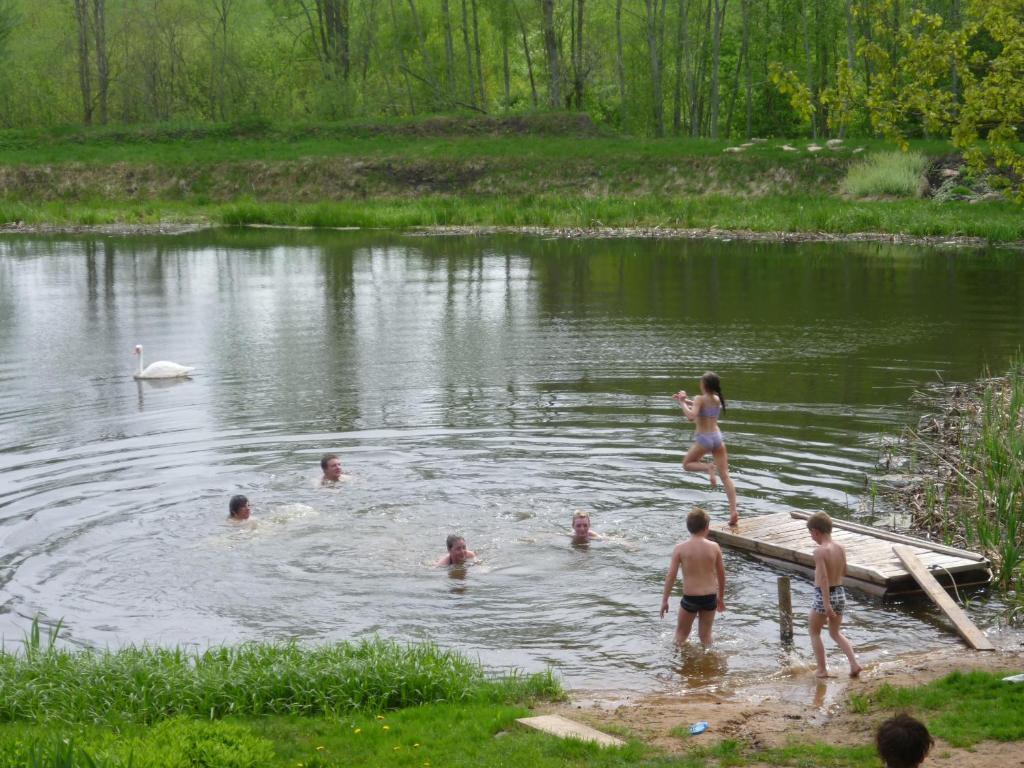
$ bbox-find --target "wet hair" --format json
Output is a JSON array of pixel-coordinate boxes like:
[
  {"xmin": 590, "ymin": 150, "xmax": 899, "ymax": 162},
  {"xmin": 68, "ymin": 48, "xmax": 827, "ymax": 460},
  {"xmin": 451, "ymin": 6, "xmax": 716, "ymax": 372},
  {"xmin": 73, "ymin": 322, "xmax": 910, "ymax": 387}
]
[
  {"xmin": 686, "ymin": 507, "xmax": 710, "ymax": 533},
  {"xmin": 228, "ymin": 494, "xmax": 248, "ymax": 517},
  {"xmin": 700, "ymin": 371, "xmax": 726, "ymax": 411},
  {"xmin": 875, "ymin": 714, "xmax": 933, "ymax": 768},
  {"xmin": 572, "ymin": 510, "xmax": 590, "ymax": 522},
  {"xmin": 320, "ymin": 453, "xmax": 339, "ymax": 472},
  {"xmin": 806, "ymin": 511, "xmax": 833, "ymax": 534},
  {"xmin": 446, "ymin": 534, "xmax": 465, "ymax": 551}
]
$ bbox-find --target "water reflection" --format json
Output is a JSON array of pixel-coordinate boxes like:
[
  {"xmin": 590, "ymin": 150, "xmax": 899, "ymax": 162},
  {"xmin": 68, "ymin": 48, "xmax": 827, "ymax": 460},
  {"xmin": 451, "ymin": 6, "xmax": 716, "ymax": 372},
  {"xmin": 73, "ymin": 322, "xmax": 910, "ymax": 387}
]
[{"xmin": 0, "ymin": 230, "xmax": 1022, "ymax": 689}]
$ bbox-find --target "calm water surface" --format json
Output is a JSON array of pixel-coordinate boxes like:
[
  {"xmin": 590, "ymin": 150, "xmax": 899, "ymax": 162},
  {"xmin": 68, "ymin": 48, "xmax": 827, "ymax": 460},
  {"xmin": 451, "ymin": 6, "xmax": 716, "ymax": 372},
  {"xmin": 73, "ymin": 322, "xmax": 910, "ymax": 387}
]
[{"xmin": 1, "ymin": 230, "xmax": 1022, "ymax": 691}]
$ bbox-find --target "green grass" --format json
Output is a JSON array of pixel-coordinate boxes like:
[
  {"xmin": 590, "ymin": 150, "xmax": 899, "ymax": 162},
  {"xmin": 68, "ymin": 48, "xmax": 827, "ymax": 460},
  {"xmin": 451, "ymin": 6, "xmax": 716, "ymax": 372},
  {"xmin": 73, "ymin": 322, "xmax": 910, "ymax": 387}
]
[
  {"xmin": 3, "ymin": 194, "xmax": 1023, "ymax": 241},
  {"xmin": 0, "ymin": 627, "xmax": 561, "ymax": 727},
  {"xmin": 842, "ymin": 151, "xmax": 929, "ymax": 198},
  {"xmin": 863, "ymin": 670, "xmax": 1024, "ymax": 748}
]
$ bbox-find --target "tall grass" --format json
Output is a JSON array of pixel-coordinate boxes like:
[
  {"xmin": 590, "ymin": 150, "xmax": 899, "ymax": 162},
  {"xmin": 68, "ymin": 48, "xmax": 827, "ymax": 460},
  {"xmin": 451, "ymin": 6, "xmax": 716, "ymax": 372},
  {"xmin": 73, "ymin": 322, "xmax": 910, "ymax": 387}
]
[
  {"xmin": 0, "ymin": 626, "xmax": 560, "ymax": 726},
  {"xmin": 904, "ymin": 357, "xmax": 1024, "ymax": 592},
  {"xmin": 842, "ymin": 150, "xmax": 928, "ymax": 198}
]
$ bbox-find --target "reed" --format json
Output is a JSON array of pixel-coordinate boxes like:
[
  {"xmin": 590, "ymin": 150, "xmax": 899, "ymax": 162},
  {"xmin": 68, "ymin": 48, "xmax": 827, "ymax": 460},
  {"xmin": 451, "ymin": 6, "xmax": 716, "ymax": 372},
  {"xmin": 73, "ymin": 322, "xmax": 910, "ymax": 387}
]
[
  {"xmin": 900, "ymin": 357, "xmax": 1024, "ymax": 593},
  {"xmin": 0, "ymin": 626, "xmax": 561, "ymax": 726}
]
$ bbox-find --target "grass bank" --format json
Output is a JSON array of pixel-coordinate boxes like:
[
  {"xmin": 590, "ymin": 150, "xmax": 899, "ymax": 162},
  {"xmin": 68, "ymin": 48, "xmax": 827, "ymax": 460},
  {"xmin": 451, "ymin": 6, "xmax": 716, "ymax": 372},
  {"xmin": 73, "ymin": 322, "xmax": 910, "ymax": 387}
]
[
  {"xmin": 2, "ymin": 633, "xmax": 1022, "ymax": 768},
  {"xmin": 0, "ymin": 116, "xmax": 1020, "ymax": 242}
]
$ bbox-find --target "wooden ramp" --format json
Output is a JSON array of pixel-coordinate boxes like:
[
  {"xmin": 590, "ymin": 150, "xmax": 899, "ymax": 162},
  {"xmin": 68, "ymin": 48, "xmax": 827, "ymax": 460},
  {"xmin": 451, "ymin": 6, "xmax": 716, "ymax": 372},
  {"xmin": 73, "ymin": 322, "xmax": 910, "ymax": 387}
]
[
  {"xmin": 894, "ymin": 545, "xmax": 994, "ymax": 650},
  {"xmin": 708, "ymin": 511, "xmax": 991, "ymax": 598},
  {"xmin": 516, "ymin": 715, "xmax": 625, "ymax": 747}
]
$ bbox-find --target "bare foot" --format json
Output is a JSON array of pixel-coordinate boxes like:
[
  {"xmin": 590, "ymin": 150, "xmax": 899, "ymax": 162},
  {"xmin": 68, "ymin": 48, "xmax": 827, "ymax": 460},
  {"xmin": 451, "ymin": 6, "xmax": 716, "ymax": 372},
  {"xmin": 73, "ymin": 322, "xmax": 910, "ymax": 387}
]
[
  {"xmin": 849, "ymin": 664, "xmax": 863, "ymax": 678},
  {"xmin": 708, "ymin": 463, "xmax": 718, "ymax": 488},
  {"xmin": 815, "ymin": 670, "xmax": 835, "ymax": 679}
]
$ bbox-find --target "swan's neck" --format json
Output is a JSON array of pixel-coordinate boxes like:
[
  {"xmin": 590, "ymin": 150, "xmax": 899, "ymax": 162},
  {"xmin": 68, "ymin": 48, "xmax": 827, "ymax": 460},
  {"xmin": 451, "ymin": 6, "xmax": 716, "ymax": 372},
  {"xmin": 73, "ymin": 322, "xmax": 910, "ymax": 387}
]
[{"xmin": 137, "ymin": 351, "xmax": 144, "ymax": 375}]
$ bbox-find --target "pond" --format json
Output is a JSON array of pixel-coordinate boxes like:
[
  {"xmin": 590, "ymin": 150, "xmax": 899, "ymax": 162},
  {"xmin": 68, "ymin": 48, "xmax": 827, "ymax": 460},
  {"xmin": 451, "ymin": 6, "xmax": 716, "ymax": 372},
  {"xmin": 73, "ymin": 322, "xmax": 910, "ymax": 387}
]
[{"xmin": 0, "ymin": 229, "xmax": 1021, "ymax": 691}]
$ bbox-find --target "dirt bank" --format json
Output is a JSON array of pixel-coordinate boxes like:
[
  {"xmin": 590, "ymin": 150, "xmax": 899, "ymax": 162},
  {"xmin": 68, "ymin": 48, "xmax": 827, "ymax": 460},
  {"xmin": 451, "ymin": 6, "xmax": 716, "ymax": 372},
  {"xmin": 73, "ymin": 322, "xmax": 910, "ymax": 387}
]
[
  {"xmin": 0, "ymin": 221, "xmax": 1011, "ymax": 249},
  {"xmin": 545, "ymin": 647, "xmax": 1024, "ymax": 766}
]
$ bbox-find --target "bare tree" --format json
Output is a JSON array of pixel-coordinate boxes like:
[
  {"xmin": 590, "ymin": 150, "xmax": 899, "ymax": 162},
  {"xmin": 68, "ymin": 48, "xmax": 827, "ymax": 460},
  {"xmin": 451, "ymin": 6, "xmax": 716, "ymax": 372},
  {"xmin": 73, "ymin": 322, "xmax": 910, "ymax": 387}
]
[
  {"xmin": 71, "ymin": 0, "xmax": 93, "ymax": 124},
  {"xmin": 297, "ymin": 0, "xmax": 350, "ymax": 81},
  {"xmin": 709, "ymin": 0, "xmax": 726, "ymax": 138},
  {"xmin": 615, "ymin": 0, "xmax": 626, "ymax": 118},
  {"xmin": 540, "ymin": 0, "xmax": 560, "ymax": 108},
  {"xmin": 461, "ymin": 0, "xmax": 476, "ymax": 105},
  {"xmin": 514, "ymin": 0, "xmax": 538, "ymax": 107},
  {"xmin": 644, "ymin": 0, "xmax": 664, "ymax": 137}
]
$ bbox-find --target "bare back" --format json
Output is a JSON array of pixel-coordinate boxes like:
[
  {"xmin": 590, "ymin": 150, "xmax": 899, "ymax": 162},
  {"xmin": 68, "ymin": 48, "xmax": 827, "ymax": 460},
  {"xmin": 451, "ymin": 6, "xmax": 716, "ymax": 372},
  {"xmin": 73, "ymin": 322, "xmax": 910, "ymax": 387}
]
[
  {"xmin": 814, "ymin": 541, "xmax": 847, "ymax": 587},
  {"xmin": 677, "ymin": 536, "xmax": 723, "ymax": 595}
]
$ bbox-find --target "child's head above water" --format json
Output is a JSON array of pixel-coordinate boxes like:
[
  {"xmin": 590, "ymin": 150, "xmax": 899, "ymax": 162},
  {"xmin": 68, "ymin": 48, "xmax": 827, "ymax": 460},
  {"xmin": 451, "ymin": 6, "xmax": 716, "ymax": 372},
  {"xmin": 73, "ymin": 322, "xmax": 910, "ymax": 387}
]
[
  {"xmin": 571, "ymin": 510, "xmax": 592, "ymax": 538},
  {"xmin": 228, "ymin": 494, "xmax": 250, "ymax": 520},
  {"xmin": 686, "ymin": 507, "xmax": 710, "ymax": 534},
  {"xmin": 445, "ymin": 534, "xmax": 471, "ymax": 564},
  {"xmin": 875, "ymin": 714, "xmax": 933, "ymax": 768}
]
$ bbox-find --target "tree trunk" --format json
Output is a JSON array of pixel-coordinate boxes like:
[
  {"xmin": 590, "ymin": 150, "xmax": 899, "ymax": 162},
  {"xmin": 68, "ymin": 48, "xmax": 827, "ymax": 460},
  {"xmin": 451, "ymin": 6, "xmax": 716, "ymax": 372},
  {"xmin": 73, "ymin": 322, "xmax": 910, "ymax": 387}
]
[
  {"xmin": 742, "ymin": 0, "xmax": 752, "ymax": 138},
  {"xmin": 441, "ymin": 0, "xmax": 457, "ymax": 98},
  {"xmin": 672, "ymin": 0, "xmax": 689, "ymax": 134},
  {"xmin": 644, "ymin": 0, "xmax": 663, "ymax": 137},
  {"xmin": 471, "ymin": 0, "xmax": 485, "ymax": 107},
  {"xmin": 709, "ymin": 0, "xmax": 726, "ymax": 139},
  {"xmin": 800, "ymin": 0, "xmax": 816, "ymax": 138},
  {"xmin": 615, "ymin": 0, "xmax": 626, "ymax": 118},
  {"xmin": 388, "ymin": 0, "xmax": 416, "ymax": 113},
  {"xmin": 72, "ymin": 0, "xmax": 93, "ymax": 125},
  {"xmin": 461, "ymin": 0, "xmax": 476, "ymax": 106},
  {"xmin": 540, "ymin": 0, "xmax": 560, "ymax": 108},
  {"xmin": 514, "ymin": 1, "xmax": 538, "ymax": 107},
  {"xmin": 502, "ymin": 14, "xmax": 511, "ymax": 108},
  {"xmin": 572, "ymin": 0, "xmax": 584, "ymax": 109},
  {"xmin": 92, "ymin": 0, "xmax": 108, "ymax": 124},
  {"xmin": 406, "ymin": 0, "xmax": 435, "ymax": 97}
]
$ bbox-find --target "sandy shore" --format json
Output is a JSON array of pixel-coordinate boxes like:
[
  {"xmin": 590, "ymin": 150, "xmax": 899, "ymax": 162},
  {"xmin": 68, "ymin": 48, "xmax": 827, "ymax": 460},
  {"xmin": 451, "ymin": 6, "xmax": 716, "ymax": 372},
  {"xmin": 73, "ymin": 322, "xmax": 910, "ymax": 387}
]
[{"xmin": 542, "ymin": 647, "xmax": 1024, "ymax": 767}]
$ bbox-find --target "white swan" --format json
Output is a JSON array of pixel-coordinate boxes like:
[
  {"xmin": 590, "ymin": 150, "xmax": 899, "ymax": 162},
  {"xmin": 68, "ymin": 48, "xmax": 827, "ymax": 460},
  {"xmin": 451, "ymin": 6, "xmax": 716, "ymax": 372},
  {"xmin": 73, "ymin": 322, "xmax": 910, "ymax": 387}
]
[{"xmin": 133, "ymin": 344, "xmax": 195, "ymax": 380}]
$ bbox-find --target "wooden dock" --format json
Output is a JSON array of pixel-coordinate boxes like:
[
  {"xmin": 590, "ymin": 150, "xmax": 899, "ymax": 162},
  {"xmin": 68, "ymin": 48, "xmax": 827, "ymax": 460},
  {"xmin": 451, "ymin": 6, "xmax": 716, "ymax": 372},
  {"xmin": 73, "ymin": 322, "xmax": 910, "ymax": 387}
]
[{"xmin": 709, "ymin": 511, "xmax": 992, "ymax": 598}]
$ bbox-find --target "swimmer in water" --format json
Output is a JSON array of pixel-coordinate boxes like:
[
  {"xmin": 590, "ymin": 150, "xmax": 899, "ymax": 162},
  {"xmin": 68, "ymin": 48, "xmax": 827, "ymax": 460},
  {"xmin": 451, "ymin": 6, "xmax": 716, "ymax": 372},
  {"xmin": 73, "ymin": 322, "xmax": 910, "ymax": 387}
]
[
  {"xmin": 228, "ymin": 494, "xmax": 251, "ymax": 521},
  {"xmin": 436, "ymin": 534, "xmax": 476, "ymax": 566},
  {"xmin": 570, "ymin": 510, "xmax": 605, "ymax": 541},
  {"xmin": 320, "ymin": 453, "xmax": 343, "ymax": 486}
]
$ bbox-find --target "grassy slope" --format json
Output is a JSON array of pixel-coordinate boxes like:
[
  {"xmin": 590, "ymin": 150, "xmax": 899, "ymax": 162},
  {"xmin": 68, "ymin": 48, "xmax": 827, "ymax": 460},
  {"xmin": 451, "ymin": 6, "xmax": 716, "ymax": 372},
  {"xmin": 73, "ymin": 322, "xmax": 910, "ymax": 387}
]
[{"xmin": 0, "ymin": 119, "xmax": 1019, "ymax": 240}]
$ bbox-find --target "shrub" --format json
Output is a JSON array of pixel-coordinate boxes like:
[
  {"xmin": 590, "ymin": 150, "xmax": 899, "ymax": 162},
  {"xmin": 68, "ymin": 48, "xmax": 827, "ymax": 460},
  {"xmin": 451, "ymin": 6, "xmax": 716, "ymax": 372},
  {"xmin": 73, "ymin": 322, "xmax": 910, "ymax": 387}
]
[{"xmin": 842, "ymin": 151, "xmax": 928, "ymax": 197}]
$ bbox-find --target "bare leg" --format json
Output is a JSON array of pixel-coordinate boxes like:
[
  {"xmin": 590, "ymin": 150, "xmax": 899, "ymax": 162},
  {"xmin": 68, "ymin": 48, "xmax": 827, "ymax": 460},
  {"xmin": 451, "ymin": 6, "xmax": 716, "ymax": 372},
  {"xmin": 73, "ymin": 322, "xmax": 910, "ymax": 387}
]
[
  {"xmin": 712, "ymin": 444, "xmax": 738, "ymax": 525},
  {"xmin": 682, "ymin": 442, "xmax": 714, "ymax": 486},
  {"xmin": 828, "ymin": 616, "xmax": 861, "ymax": 677},
  {"xmin": 808, "ymin": 610, "xmax": 833, "ymax": 677},
  {"xmin": 675, "ymin": 607, "xmax": 697, "ymax": 644},
  {"xmin": 697, "ymin": 610, "xmax": 716, "ymax": 648}
]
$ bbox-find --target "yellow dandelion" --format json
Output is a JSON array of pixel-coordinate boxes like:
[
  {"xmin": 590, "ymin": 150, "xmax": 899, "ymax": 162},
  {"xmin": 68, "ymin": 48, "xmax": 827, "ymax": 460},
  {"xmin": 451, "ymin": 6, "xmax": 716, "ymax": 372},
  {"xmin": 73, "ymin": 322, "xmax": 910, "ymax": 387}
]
[
  {"xmin": 353, "ymin": 728, "xmax": 361, "ymax": 734},
  {"xmin": 316, "ymin": 746, "xmax": 325, "ymax": 751},
  {"xmin": 413, "ymin": 743, "xmax": 420, "ymax": 748},
  {"xmin": 382, "ymin": 725, "xmax": 390, "ymax": 730},
  {"xmin": 376, "ymin": 715, "xmax": 385, "ymax": 720}
]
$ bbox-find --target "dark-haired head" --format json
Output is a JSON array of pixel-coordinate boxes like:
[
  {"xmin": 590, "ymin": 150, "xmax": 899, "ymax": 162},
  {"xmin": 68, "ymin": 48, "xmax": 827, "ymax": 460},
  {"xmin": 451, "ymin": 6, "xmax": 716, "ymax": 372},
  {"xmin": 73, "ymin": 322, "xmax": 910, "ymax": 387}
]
[
  {"xmin": 700, "ymin": 372, "xmax": 725, "ymax": 411},
  {"xmin": 446, "ymin": 534, "xmax": 465, "ymax": 551},
  {"xmin": 228, "ymin": 494, "xmax": 249, "ymax": 518},
  {"xmin": 875, "ymin": 714, "xmax": 933, "ymax": 768}
]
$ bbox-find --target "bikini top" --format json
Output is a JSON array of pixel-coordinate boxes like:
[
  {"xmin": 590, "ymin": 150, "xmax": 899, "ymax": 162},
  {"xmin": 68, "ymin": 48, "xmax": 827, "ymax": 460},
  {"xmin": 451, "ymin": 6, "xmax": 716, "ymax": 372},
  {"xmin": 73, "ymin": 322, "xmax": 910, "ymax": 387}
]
[{"xmin": 698, "ymin": 402, "xmax": 721, "ymax": 419}]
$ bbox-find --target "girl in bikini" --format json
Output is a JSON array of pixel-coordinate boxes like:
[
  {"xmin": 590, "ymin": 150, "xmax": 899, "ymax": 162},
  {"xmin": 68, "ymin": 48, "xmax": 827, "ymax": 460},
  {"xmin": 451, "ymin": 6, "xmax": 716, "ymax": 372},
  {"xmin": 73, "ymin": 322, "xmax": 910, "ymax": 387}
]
[{"xmin": 673, "ymin": 372, "xmax": 738, "ymax": 526}]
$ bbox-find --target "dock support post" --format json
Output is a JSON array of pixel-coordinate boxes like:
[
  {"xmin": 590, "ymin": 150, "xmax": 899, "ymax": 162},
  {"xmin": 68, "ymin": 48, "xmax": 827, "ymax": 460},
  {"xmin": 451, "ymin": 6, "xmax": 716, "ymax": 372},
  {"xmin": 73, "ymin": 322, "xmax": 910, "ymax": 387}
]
[{"xmin": 778, "ymin": 576, "xmax": 793, "ymax": 641}]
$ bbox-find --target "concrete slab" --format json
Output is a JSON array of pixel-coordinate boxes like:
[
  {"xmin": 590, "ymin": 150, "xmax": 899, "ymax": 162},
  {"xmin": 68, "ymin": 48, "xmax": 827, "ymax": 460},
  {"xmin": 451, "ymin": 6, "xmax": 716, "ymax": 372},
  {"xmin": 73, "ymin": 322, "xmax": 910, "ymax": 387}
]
[{"xmin": 516, "ymin": 714, "xmax": 625, "ymax": 747}]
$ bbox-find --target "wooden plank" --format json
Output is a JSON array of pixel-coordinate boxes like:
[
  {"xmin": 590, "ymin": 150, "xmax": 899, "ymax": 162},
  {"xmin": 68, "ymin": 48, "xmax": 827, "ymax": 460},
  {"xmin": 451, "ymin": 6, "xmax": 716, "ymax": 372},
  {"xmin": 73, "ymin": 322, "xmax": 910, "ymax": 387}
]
[
  {"xmin": 751, "ymin": 553, "xmax": 889, "ymax": 597},
  {"xmin": 893, "ymin": 545, "xmax": 994, "ymax": 651},
  {"xmin": 789, "ymin": 511, "xmax": 988, "ymax": 563},
  {"xmin": 516, "ymin": 715, "xmax": 625, "ymax": 747},
  {"xmin": 710, "ymin": 528, "xmax": 887, "ymax": 585}
]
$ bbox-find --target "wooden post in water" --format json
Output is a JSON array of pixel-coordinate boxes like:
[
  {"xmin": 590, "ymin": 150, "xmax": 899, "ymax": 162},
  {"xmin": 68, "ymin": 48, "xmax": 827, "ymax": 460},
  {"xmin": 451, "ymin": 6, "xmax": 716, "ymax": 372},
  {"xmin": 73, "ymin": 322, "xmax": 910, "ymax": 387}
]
[{"xmin": 778, "ymin": 576, "xmax": 793, "ymax": 641}]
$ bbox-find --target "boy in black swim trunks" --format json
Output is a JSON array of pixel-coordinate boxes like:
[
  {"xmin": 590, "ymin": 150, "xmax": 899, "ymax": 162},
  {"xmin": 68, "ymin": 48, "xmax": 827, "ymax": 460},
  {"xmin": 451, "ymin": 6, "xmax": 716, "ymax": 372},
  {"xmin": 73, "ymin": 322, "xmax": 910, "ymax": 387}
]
[
  {"xmin": 807, "ymin": 511, "xmax": 862, "ymax": 678},
  {"xmin": 660, "ymin": 508, "xmax": 726, "ymax": 647}
]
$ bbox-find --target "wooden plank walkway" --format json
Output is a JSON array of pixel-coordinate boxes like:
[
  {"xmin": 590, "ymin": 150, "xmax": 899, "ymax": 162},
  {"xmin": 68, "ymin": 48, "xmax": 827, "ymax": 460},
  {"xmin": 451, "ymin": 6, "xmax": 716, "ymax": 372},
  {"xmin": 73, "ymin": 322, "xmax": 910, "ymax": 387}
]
[
  {"xmin": 708, "ymin": 511, "xmax": 991, "ymax": 598},
  {"xmin": 894, "ymin": 546, "xmax": 994, "ymax": 650}
]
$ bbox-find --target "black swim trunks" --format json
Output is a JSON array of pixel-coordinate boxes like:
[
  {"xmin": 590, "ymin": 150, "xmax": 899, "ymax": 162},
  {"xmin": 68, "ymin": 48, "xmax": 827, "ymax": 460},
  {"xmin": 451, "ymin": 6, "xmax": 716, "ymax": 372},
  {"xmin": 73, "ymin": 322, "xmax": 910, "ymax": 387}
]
[{"xmin": 681, "ymin": 593, "xmax": 718, "ymax": 613}]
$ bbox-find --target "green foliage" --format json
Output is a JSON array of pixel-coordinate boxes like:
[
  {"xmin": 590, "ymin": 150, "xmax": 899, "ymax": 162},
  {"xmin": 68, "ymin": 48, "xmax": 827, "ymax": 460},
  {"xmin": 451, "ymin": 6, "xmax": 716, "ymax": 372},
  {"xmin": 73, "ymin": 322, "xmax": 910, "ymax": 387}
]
[
  {"xmin": 841, "ymin": 151, "xmax": 928, "ymax": 197},
  {"xmin": 0, "ymin": 631, "xmax": 561, "ymax": 726},
  {"xmin": 857, "ymin": 671, "xmax": 1024, "ymax": 748},
  {"xmin": 953, "ymin": 0, "xmax": 1024, "ymax": 200}
]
